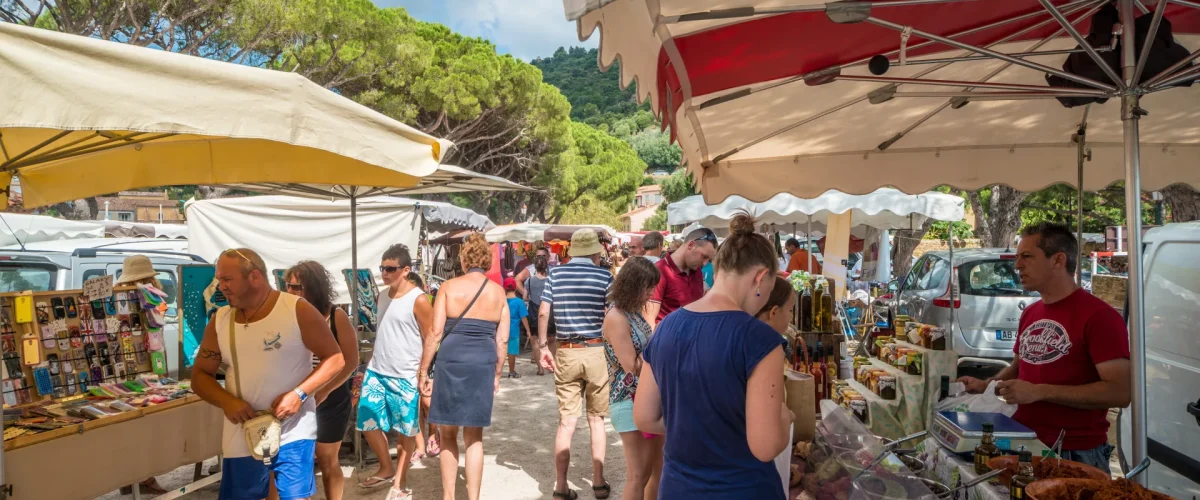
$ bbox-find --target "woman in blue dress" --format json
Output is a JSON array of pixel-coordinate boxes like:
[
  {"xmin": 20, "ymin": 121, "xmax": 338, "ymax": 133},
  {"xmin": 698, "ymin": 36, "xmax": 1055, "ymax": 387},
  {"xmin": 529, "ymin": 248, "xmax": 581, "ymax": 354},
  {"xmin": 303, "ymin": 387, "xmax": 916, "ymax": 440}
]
[{"xmin": 635, "ymin": 214, "xmax": 792, "ymax": 499}]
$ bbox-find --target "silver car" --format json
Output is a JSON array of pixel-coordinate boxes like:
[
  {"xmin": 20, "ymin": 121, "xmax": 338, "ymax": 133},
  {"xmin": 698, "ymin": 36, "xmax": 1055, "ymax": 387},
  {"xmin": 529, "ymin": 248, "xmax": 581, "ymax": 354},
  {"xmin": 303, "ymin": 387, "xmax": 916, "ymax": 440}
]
[{"xmin": 893, "ymin": 249, "xmax": 1038, "ymax": 367}]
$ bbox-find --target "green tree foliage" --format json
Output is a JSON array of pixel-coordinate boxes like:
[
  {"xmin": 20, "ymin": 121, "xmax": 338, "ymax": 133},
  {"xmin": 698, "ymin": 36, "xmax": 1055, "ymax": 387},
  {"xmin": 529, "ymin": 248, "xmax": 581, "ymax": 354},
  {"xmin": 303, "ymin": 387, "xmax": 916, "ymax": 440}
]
[
  {"xmin": 924, "ymin": 220, "xmax": 975, "ymax": 241},
  {"xmin": 545, "ymin": 122, "xmax": 646, "ymax": 223},
  {"xmin": 559, "ymin": 194, "xmax": 624, "ymax": 228},
  {"xmin": 531, "ymin": 47, "xmax": 641, "ymax": 122},
  {"xmin": 642, "ymin": 208, "xmax": 668, "ymax": 231},
  {"xmin": 660, "ymin": 171, "xmax": 698, "ymax": 204}
]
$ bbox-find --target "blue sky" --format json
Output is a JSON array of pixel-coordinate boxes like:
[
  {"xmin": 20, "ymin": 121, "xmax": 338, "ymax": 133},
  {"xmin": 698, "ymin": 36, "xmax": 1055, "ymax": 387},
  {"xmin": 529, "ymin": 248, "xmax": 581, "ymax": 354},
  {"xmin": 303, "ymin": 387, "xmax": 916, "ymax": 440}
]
[{"xmin": 372, "ymin": 0, "xmax": 598, "ymax": 61}]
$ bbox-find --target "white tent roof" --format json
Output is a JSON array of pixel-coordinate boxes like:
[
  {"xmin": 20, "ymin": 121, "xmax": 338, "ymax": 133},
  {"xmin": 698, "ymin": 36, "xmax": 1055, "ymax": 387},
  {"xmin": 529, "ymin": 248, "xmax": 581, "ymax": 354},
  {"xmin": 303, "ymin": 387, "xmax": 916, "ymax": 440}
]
[
  {"xmin": 0, "ymin": 213, "xmax": 104, "ymax": 247},
  {"xmin": 668, "ymin": 188, "xmax": 965, "ymax": 233},
  {"xmin": 485, "ymin": 223, "xmax": 620, "ymax": 244},
  {"xmin": 224, "ymin": 164, "xmax": 536, "ymax": 199},
  {"xmin": 186, "ymin": 196, "xmax": 493, "ymax": 304}
]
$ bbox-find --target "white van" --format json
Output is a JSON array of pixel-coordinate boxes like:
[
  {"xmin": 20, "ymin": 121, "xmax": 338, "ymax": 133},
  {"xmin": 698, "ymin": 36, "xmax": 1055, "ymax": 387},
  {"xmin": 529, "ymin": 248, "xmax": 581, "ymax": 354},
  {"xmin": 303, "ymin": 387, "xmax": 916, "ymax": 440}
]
[{"xmin": 1117, "ymin": 222, "xmax": 1200, "ymax": 498}]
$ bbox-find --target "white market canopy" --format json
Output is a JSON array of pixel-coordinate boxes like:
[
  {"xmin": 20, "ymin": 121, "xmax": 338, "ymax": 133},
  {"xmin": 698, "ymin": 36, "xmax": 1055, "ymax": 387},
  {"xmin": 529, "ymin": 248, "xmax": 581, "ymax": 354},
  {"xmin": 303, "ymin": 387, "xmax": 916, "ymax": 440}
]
[
  {"xmin": 224, "ymin": 164, "xmax": 536, "ymax": 199},
  {"xmin": 0, "ymin": 213, "xmax": 104, "ymax": 247},
  {"xmin": 668, "ymin": 188, "xmax": 965, "ymax": 234},
  {"xmin": 186, "ymin": 196, "xmax": 493, "ymax": 304},
  {"xmin": 485, "ymin": 223, "xmax": 619, "ymax": 244}
]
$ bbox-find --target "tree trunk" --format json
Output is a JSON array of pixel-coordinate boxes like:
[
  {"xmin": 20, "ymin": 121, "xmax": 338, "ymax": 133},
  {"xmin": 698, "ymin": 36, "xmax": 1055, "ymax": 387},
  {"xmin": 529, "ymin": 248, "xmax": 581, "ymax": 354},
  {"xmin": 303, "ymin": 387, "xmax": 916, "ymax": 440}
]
[
  {"xmin": 1161, "ymin": 184, "xmax": 1200, "ymax": 222},
  {"xmin": 892, "ymin": 218, "xmax": 932, "ymax": 281},
  {"xmin": 967, "ymin": 186, "xmax": 1028, "ymax": 248}
]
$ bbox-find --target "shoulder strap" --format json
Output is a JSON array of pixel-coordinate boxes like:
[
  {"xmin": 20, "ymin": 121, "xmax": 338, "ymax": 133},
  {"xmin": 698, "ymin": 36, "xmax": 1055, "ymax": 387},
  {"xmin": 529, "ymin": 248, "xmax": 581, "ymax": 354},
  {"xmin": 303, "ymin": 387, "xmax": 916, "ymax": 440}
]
[
  {"xmin": 440, "ymin": 279, "xmax": 490, "ymax": 344},
  {"xmin": 227, "ymin": 309, "xmax": 242, "ymax": 399}
]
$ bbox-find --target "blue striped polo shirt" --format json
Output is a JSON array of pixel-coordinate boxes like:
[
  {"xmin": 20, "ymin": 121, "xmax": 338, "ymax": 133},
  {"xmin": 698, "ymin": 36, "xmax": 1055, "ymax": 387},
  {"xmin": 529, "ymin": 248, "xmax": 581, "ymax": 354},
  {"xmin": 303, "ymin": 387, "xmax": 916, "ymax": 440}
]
[{"xmin": 541, "ymin": 259, "xmax": 612, "ymax": 340}]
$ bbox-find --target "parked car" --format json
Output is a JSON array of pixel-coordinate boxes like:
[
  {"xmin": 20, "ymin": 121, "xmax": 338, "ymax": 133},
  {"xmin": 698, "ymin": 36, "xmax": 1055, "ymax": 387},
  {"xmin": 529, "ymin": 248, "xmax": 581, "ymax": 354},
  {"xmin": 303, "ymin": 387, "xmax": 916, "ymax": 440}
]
[
  {"xmin": 891, "ymin": 249, "xmax": 1038, "ymax": 369},
  {"xmin": 0, "ymin": 238, "xmax": 204, "ymax": 377},
  {"xmin": 1117, "ymin": 223, "xmax": 1200, "ymax": 498}
]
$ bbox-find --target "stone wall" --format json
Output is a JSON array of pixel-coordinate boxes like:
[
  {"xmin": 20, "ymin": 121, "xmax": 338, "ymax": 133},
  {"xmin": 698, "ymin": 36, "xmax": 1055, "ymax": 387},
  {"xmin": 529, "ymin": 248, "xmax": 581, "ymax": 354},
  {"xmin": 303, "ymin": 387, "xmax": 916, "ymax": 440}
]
[{"xmin": 1091, "ymin": 274, "xmax": 1128, "ymax": 309}]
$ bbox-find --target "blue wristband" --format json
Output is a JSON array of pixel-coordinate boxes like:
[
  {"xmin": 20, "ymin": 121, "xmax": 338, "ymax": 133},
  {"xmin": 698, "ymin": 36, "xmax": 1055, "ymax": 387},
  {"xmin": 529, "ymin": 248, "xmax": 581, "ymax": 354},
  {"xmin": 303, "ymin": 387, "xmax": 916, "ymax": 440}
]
[{"xmin": 294, "ymin": 388, "xmax": 308, "ymax": 402}]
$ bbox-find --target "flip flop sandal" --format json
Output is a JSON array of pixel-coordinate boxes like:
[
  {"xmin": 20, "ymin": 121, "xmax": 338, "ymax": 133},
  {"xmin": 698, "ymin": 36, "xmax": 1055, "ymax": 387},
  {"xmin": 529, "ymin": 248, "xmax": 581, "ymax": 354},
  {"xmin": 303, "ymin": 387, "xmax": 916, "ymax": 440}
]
[
  {"xmin": 593, "ymin": 483, "xmax": 611, "ymax": 499},
  {"xmin": 357, "ymin": 475, "xmax": 395, "ymax": 489},
  {"xmin": 409, "ymin": 451, "xmax": 425, "ymax": 463},
  {"xmin": 426, "ymin": 436, "xmax": 441, "ymax": 456},
  {"xmin": 384, "ymin": 486, "xmax": 412, "ymax": 500},
  {"xmin": 552, "ymin": 490, "xmax": 579, "ymax": 500}
]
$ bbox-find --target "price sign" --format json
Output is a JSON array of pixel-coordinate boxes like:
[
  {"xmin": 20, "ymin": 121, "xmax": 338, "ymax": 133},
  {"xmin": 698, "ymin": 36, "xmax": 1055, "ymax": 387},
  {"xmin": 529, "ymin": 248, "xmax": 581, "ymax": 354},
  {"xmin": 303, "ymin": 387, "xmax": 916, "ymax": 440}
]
[{"xmin": 83, "ymin": 275, "xmax": 114, "ymax": 303}]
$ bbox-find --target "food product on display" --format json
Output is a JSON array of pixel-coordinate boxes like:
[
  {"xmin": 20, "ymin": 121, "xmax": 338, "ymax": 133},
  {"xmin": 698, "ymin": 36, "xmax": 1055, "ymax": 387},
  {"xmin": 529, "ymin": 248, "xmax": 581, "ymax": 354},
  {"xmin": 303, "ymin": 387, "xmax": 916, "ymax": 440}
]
[
  {"xmin": 849, "ymin": 399, "xmax": 868, "ymax": 423},
  {"xmin": 793, "ymin": 440, "xmax": 812, "ymax": 460},
  {"xmin": 812, "ymin": 281, "xmax": 826, "ymax": 331},
  {"xmin": 929, "ymin": 326, "xmax": 947, "ymax": 350},
  {"xmin": 819, "ymin": 280, "xmax": 834, "ymax": 332},
  {"xmin": 1030, "ymin": 478, "xmax": 1167, "ymax": 500},
  {"xmin": 799, "ymin": 283, "xmax": 813, "ymax": 332},
  {"xmin": 907, "ymin": 352, "xmax": 922, "ymax": 375},
  {"xmin": 877, "ymin": 375, "xmax": 896, "ymax": 400},
  {"xmin": 974, "ymin": 422, "xmax": 1002, "ymax": 474},
  {"xmin": 1010, "ymin": 451, "xmax": 1036, "ymax": 500},
  {"xmin": 1034, "ymin": 459, "xmax": 1092, "ymax": 480},
  {"xmin": 790, "ymin": 464, "xmax": 804, "ymax": 487}
]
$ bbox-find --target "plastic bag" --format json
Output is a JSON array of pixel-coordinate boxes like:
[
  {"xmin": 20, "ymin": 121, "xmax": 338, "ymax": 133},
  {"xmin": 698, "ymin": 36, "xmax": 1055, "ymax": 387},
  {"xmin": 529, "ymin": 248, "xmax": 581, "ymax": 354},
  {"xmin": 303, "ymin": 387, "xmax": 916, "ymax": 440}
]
[{"xmin": 935, "ymin": 380, "xmax": 1016, "ymax": 417}]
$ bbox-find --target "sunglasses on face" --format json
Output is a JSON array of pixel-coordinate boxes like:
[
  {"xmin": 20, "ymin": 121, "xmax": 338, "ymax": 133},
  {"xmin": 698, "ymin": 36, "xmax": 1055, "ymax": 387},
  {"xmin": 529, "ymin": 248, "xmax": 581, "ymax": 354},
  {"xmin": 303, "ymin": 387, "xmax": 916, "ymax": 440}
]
[
  {"xmin": 285, "ymin": 283, "xmax": 304, "ymax": 292},
  {"xmin": 380, "ymin": 266, "xmax": 402, "ymax": 274}
]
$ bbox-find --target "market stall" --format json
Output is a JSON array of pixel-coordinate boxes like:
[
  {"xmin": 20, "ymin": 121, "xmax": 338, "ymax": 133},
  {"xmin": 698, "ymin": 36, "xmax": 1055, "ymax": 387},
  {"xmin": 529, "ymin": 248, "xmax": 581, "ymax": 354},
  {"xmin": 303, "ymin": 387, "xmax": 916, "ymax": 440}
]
[
  {"xmin": 1, "ymin": 286, "xmax": 212, "ymax": 499},
  {"xmin": 567, "ymin": 0, "xmax": 1199, "ymax": 495}
]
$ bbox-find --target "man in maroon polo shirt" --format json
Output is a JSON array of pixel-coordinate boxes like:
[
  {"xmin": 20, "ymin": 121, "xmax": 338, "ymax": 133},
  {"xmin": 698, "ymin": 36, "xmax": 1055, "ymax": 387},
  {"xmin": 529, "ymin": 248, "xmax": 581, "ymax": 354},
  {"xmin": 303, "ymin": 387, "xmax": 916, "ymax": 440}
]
[
  {"xmin": 957, "ymin": 222, "xmax": 1130, "ymax": 473},
  {"xmin": 645, "ymin": 228, "xmax": 718, "ymax": 327}
]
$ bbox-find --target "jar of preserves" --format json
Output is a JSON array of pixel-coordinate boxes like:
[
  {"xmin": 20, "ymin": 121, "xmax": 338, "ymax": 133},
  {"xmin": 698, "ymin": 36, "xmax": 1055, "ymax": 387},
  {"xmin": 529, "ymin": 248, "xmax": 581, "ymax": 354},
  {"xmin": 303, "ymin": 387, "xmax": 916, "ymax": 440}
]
[{"xmin": 878, "ymin": 375, "xmax": 897, "ymax": 400}]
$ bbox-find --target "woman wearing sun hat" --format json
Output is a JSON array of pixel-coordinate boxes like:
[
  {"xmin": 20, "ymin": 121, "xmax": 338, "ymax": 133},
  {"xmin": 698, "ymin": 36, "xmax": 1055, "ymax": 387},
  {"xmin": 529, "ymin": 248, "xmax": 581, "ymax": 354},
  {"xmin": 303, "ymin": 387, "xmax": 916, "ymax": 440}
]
[{"xmin": 115, "ymin": 255, "xmax": 169, "ymax": 496}]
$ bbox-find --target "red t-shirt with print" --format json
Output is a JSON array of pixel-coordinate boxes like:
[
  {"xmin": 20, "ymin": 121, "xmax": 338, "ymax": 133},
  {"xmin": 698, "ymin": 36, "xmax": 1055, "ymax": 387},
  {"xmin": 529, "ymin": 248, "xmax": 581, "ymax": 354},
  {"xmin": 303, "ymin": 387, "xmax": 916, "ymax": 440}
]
[{"xmin": 1011, "ymin": 288, "xmax": 1129, "ymax": 451}]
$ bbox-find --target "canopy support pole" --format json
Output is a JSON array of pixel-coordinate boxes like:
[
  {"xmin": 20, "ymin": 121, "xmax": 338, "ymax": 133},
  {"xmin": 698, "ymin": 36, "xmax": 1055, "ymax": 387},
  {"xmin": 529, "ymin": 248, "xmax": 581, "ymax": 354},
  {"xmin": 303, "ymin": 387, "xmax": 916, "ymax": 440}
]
[
  {"xmin": 806, "ymin": 215, "xmax": 813, "ymax": 272},
  {"xmin": 349, "ymin": 188, "xmax": 364, "ymax": 472},
  {"xmin": 1119, "ymin": 0, "xmax": 1149, "ymax": 485},
  {"xmin": 1074, "ymin": 106, "xmax": 1090, "ymax": 285}
]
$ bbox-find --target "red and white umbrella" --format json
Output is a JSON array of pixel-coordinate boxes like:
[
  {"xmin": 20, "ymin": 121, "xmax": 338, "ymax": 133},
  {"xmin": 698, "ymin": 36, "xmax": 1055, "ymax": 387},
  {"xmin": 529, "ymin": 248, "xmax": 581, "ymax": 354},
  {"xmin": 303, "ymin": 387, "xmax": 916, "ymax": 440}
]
[{"xmin": 564, "ymin": 0, "xmax": 1200, "ymax": 484}]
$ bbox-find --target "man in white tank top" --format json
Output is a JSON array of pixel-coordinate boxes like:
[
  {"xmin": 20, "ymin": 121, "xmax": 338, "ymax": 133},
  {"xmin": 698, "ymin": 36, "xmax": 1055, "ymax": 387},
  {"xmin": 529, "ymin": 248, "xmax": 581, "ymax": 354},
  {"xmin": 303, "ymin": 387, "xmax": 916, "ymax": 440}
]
[
  {"xmin": 192, "ymin": 249, "xmax": 345, "ymax": 500},
  {"xmin": 354, "ymin": 244, "xmax": 434, "ymax": 498}
]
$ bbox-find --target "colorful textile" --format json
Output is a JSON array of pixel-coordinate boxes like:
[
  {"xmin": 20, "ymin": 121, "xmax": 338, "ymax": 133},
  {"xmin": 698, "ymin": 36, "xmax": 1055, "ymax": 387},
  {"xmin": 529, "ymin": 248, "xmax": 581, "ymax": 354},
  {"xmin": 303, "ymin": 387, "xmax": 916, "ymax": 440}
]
[{"xmin": 355, "ymin": 369, "xmax": 419, "ymax": 437}]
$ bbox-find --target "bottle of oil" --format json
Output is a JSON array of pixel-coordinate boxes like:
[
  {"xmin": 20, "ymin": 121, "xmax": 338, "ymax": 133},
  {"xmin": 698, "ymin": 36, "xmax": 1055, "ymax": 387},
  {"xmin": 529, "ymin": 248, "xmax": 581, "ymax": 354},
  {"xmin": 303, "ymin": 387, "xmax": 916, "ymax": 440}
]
[
  {"xmin": 1010, "ymin": 451, "xmax": 1035, "ymax": 499},
  {"xmin": 974, "ymin": 422, "xmax": 1001, "ymax": 474},
  {"xmin": 812, "ymin": 280, "xmax": 825, "ymax": 331},
  {"xmin": 799, "ymin": 283, "xmax": 814, "ymax": 332},
  {"xmin": 820, "ymin": 279, "xmax": 835, "ymax": 333}
]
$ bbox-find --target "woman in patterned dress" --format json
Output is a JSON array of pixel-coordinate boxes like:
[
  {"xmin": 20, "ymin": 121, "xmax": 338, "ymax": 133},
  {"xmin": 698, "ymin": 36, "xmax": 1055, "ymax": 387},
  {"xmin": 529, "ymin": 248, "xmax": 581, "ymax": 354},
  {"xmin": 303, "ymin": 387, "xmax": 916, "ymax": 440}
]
[{"xmin": 602, "ymin": 257, "xmax": 662, "ymax": 500}]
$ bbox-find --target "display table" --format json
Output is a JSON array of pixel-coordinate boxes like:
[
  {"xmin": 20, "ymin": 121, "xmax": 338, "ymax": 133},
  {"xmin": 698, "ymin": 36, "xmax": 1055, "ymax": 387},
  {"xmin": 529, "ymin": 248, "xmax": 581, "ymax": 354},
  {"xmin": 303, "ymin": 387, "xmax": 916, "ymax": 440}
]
[
  {"xmin": 5, "ymin": 395, "xmax": 223, "ymax": 499},
  {"xmin": 924, "ymin": 441, "xmax": 1009, "ymax": 500},
  {"xmin": 848, "ymin": 340, "xmax": 957, "ymax": 439}
]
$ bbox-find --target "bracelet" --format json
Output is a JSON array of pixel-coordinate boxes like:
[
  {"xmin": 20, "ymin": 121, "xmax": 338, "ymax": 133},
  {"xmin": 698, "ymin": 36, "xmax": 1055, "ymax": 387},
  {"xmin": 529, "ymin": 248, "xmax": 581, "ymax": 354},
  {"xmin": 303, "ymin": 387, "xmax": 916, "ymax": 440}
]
[{"xmin": 538, "ymin": 342, "xmax": 548, "ymax": 348}]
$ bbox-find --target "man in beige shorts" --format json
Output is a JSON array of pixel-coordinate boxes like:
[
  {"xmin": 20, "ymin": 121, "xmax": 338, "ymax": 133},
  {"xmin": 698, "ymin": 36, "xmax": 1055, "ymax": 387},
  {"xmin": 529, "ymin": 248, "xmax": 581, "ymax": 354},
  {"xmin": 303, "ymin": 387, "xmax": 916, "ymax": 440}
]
[{"xmin": 537, "ymin": 229, "xmax": 614, "ymax": 499}]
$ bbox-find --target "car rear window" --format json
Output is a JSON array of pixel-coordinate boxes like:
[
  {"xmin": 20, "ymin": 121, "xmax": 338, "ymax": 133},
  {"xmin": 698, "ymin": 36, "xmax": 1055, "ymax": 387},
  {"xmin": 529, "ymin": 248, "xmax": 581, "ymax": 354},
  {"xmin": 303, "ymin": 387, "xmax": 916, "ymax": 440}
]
[
  {"xmin": 959, "ymin": 260, "xmax": 1037, "ymax": 297},
  {"xmin": 0, "ymin": 266, "xmax": 53, "ymax": 292}
]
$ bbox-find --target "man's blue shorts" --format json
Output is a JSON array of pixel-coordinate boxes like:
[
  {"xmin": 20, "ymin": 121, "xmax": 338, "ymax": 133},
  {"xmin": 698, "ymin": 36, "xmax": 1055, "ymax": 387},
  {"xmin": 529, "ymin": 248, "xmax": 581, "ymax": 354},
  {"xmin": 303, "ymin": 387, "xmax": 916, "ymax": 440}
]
[{"xmin": 218, "ymin": 439, "xmax": 316, "ymax": 500}]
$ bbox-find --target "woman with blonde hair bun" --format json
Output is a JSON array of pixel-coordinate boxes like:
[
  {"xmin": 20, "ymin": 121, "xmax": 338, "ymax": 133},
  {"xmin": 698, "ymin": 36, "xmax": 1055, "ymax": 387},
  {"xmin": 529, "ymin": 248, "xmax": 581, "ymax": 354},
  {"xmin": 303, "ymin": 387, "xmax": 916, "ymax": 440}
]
[{"xmin": 634, "ymin": 214, "xmax": 791, "ymax": 499}]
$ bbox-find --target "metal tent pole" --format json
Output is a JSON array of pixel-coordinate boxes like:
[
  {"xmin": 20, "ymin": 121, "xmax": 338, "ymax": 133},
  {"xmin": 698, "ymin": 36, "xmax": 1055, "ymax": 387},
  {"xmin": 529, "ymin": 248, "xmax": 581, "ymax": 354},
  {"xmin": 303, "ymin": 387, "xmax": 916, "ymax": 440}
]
[
  {"xmin": 349, "ymin": 188, "xmax": 365, "ymax": 472},
  {"xmin": 1119, "ymin": 0, "xmax": 1149, "ymax": 485},
  {"xmin": 1074, "ymin": 106, "xmax": 1090, "ymax": 285},
  {"xmin": 807, "ymin": 215, "xmax": 813, "ymax": 272}
]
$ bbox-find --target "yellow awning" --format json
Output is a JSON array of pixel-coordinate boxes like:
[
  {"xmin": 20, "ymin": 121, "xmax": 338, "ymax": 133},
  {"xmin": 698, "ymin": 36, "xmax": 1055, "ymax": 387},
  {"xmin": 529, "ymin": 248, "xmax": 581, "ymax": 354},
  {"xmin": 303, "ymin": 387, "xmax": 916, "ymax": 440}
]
[{"xmin": 0, "ymin": 22, "xmax": 452, "ymax": 208}]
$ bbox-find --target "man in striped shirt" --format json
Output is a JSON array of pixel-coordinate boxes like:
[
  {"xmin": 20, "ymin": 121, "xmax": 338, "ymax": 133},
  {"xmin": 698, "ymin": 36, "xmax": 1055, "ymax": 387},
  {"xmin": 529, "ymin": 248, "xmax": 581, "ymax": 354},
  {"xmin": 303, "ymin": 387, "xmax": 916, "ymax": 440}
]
[{"xmin": 537, "ymin": 229, "xmax": 614, "ymax": 500}]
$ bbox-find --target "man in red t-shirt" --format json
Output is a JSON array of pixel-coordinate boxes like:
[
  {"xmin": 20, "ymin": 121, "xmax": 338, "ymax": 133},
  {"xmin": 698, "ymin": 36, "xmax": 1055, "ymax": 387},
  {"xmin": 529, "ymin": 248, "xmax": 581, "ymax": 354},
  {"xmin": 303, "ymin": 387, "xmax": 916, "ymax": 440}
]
[
  {"xmin": 958, "ymin": 222, "xmax": 1130, "ymax": 473},
  {"xmin": 645, "ymin": 228, "xmax": 718, "ymax": 327}
]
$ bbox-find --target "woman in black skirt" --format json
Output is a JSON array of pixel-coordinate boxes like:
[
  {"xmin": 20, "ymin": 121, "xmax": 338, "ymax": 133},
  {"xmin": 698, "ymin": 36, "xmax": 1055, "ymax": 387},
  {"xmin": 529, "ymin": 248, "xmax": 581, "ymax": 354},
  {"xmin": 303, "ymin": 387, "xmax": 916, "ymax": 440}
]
[
  {"xmin": 419, "ymin": 233, "xmax": 508, "ymax": 500},
  {"xmin": 284, "ymin": 261, "xmax": 360, "ymax": 500}
]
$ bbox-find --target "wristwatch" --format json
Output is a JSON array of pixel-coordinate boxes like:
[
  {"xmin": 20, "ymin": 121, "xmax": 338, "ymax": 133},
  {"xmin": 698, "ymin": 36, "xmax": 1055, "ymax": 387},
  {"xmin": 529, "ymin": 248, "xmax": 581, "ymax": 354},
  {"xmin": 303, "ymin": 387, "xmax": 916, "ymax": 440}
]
[{"xmin": 294, "ymin": 388, "xmax": 309, "ymax": 402}]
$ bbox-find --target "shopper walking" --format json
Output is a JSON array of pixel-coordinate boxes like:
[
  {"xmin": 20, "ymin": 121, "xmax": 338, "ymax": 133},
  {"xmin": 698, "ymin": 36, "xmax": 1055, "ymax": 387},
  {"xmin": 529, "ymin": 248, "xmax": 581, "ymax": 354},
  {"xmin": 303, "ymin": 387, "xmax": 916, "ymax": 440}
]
[
  {"xmin": 524, "ymin": 256, "xmax": 550, "ymax": 375},
  {"xmin": 355, "ymin": 245, "xmax": 432, "ymax": 500},
  {"xmin": 602, "ymin": 257, "xmax": 663, "ymax": 500},
  {"xmin": 192, "ymin": 248, "xmax": 345, "ymax": 500},
  {"xmin": 640, "ymin": 232, "xmax": 664, "ymax": 264},
  {"xmin": 646, "ymin": 228, "xmax": 717, "ymax": 327},
  {"xmin": 420, "ymin": 233, "xmax": 509, "ymax": 500},
  {"xmin": 514, "ymin": 246, "xmax": 551, "ymax": 301},
  {"xmin": 634, "ymin": 215, "xmax": 791, "ymax": 499},
  {"xmin": 503, "ymin": 277, "xmax": 530, "ymax": 378},
  {"xmin": 536, "ymin": 229, "xmax": 614, "ymax": 500},
  {"xmin": 281, "ymin": 261, "xmax": 359, "ymax": 500}
]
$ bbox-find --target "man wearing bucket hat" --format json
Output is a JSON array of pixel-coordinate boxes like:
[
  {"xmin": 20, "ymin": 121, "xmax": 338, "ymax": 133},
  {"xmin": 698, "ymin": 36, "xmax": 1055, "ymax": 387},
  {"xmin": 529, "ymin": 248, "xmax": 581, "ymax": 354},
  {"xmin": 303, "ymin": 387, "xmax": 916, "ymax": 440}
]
[{"xmin": 537, "ymin": 229, "xmax": 614, "ymax": 500}]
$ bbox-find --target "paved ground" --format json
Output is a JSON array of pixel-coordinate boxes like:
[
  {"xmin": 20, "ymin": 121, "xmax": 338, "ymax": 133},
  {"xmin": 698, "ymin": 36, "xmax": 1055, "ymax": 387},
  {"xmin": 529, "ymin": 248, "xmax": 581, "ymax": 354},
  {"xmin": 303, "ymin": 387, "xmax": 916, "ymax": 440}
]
[{"xmin": 98, "ymin": 358, "xmax": 628, "ymax": 500}]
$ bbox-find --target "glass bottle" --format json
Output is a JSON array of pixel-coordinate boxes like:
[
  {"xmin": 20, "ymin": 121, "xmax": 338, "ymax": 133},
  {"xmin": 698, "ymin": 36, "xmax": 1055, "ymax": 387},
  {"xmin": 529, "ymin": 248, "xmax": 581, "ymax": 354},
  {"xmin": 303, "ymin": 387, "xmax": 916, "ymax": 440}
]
[
  {"xmin": 975, "ymin": 422, "xmax": 1002, "ymax": 474},
  {"xmin": 810, "ymin": 345, "xmax": 825, "ymax": 412},
  {"xmin": 812, "ymin": 280, "xmax": 825, "ymax": 331},
  {"xmin": 1010, "ymin": 451, "xmax": 1036, "ymax": 500},
  {"xmin": 820, "ymin": 279, "xmax": 835, "ymax": 333},
  {"xmin": 825, "ymin": 344, "xmax": 837, "ymax": 399},
  {"xmin": 799, "ymin": 283, "xmax": 814, "ymax": 332}
]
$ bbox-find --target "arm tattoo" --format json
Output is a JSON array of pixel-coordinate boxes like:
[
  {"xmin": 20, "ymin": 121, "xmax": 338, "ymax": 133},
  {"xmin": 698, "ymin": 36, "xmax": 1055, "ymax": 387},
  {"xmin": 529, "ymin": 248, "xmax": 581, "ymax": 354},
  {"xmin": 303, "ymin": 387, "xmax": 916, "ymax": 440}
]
[{"xmin": 198, "ymin": 348, "xmax": 221, "ymax": 360}]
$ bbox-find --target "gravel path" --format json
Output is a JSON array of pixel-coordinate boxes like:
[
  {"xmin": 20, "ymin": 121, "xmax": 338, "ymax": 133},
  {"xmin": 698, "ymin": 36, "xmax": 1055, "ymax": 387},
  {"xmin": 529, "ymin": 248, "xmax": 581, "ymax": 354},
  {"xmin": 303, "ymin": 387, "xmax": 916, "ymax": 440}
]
[{"xmin": 98, "ymin": 359, "xmax": 628, "ymax": 500}]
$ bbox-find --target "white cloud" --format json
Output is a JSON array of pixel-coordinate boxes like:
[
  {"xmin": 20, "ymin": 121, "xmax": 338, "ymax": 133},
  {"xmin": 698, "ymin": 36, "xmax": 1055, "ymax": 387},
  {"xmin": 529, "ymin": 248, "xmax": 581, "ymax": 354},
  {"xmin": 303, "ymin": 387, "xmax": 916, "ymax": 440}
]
[{"xmin": 378, "ymin": 0, "xmax": 598, "ymax": 61}]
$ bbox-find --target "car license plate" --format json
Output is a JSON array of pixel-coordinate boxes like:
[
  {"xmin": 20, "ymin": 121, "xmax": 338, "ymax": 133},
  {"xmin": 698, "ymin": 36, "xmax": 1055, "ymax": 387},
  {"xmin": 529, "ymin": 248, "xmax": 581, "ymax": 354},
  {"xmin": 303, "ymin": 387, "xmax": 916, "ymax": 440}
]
[{"xmin": 996, "ymin": 330, "xmax": 1015, "ymax": 341}]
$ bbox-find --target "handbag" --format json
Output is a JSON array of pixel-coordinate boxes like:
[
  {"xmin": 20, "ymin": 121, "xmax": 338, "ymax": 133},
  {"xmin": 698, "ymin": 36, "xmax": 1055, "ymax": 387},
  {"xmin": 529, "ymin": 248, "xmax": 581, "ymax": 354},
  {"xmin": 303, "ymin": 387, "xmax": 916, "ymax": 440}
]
[
  {"xmin": 428, "ymin": 279, "xmax": 489, "ymax": 377},
  {"xmin": 228, "ymin": 310, "xmax": 283, "ymax": 464}
]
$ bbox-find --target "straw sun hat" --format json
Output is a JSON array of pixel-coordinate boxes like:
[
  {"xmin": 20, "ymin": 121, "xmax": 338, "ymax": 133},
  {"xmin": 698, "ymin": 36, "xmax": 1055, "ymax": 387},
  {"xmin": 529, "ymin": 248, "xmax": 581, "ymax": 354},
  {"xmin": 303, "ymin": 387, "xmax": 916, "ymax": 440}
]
[{"xmin": 115, "ymin": 255, "xmax": 158, "ymax": 284}]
